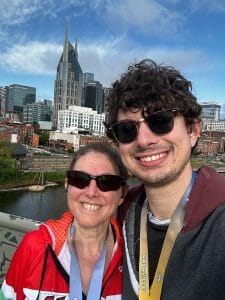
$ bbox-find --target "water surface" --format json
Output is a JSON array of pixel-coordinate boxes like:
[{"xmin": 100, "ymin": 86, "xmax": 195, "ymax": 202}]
[{"xmin": 0, "ymin": 184, "xmax": 68, "ymax": 221}]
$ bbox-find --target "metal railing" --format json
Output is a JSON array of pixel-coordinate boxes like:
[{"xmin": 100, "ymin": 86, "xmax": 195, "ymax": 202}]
[{"xmin": 0, "ymin": 212, "xmax": 42, "ymax": 284}]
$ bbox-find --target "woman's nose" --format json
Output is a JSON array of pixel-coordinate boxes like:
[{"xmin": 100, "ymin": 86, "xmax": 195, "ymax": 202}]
[{"xmin": 85, "ymin": 179, "xmax": 99, "ymax": 197}]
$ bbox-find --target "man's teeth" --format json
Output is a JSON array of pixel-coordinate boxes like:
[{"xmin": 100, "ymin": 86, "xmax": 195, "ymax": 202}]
[
  {"xmin": 140, "ymin": 153, "xmax": 164, "ymax": 162},
  {"xmin": 83, "ymin": 203, "xmax": 100, "ymax": 211}
]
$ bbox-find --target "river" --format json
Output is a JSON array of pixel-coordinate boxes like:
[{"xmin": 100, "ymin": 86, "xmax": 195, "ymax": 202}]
[{"xmin": 0, "ymin": 184, "xmax": 68, "ymax": 222}]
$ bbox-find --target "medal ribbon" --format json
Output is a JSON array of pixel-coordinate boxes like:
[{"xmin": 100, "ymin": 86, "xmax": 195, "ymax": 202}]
[
  {"xmin": 69, "ymin": 224, "xmax": 107, "ymax": 300},
  {"xmin": 139, "ymin": 171, "xmax": 196, "ymax": 300}
]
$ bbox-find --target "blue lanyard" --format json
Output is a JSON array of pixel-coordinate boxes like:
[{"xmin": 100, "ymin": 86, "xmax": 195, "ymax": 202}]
[{"xmin": 69, "ymin": 224, "xmax": 107, "ymax": 300}]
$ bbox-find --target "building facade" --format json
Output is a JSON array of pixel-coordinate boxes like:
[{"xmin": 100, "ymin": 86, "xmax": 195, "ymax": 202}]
[
  {"xmin": 83, "ymin": 81, "xmax": 105, "ymax": 113},
  {"xmin": 197, "ymin": 131, "xmax": 225, "ymax": 155},
  {"xmin": 0, "ymin": 122, "xmax": 34, "ymax": 144},
  {"xmin": 202, "ymin": 118, "xmax": 225, "ymax": 132},
  {"xmin": 83, "ymin": 72, "xmax": 94, "ymax": 85},
  {"xmin": 200, "ymin": 102, "xmax": 225, "ymax": 132},
  {"xmin": 23, "ymin": 101, "xmax": 52, "ymax": 124},
  {"xmin": 0, "ymin": 87, "xmax": 7, "ymax": 117},
  {"xmin": 53, "ymin": 22, "xmax": 83, "ymax": 129},
  {"xmin": 57, "ymin": 105, "xmax": 105, "ymax": 136},
  {"xmin": 200, "ymin": 102, "xmax": 221, "ymax": 121},
  {"xmin": 6, "ymin": 84, "xmax": 36, "ymax": 113}
]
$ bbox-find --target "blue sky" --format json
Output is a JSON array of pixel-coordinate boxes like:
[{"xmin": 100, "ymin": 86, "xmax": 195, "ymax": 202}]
[{"xmin": 1, "ymin": 0, "xmax": 225, "ymax": 117}]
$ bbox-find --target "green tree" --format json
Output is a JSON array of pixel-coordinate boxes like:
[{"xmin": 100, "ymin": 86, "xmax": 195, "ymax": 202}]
[
  {"xmin": 0, "ymin": 141, "xmax": 11, "ymax": 158},
  {"xmin": 39, "ymin": 132, "xmax": 49, "ymax": 145}
]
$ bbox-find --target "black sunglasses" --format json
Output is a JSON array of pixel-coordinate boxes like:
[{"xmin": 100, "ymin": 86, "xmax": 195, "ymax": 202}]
[
  {"xmin": 107, "ymin": 109, "xmax": 179, "ymax": 144},
  {"xmin": 67, "ymin": 170, "xmax": 126, "ymax": 192}
]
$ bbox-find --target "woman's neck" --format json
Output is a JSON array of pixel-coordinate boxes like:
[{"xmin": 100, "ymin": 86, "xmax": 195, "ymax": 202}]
[
  {"xmin": 70, "ymin": 223, "xmax": 114, "ymax": 296},
  {"xmin": 74, "ymin": 224, "xmax": 109, "ymax": 253}
]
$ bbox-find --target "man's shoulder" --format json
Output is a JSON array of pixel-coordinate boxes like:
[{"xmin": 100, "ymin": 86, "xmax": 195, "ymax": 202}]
[{"xmin": 117, "ymin": 184, "xmax": 144, "ymax": 225}]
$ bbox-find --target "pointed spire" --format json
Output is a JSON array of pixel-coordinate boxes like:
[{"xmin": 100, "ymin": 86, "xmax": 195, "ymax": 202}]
[
  {"xmin": 63, "ymin": 18, "xmax": 69, "ymax": 63},
  {"xmin": 75, "ymin": 36, "xmax": 78, "ymax": 59},
  {"xmin": 62, "ymin": 18, "xmax": 69, "ymax": 110}
]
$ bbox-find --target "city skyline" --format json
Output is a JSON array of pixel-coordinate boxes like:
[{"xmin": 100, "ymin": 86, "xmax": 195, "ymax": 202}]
[{"xmin": 1, "ymin": 0, "xmax": 225, "ymax": 116}]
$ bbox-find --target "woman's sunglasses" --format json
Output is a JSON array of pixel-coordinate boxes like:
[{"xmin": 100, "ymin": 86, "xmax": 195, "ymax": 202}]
[
  {"xmin": 107, "ymin": 109, "xmax": 179, "ymax": 144},
  {"xmin": 67, "ymin": 170, "xmax": 126, "ymax": 192}
]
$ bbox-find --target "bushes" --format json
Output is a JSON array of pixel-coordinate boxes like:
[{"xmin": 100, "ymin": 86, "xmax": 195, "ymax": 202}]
[
  {"xmin": 0, "ymin": 155, "xmax": 65, "ymax": 188},
  {"xmin": 0, "ymin": 157, "xmax": 17, "ymax": 184}
]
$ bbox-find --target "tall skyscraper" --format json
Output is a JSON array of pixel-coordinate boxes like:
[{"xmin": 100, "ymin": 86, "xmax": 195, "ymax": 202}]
[
  {"xmin": 6, "ymin": 84, "xmax": 36, "ymax": 113},
  {"xmin": 53, "ymin": 22, "xmax": 83, "ymax": 129},
  {"xmin": 0, "ymin": 86, "xmax": 7, "ymax": 117},
  {"xmin": 83, "ymin": 72, "xmax": 94, "ymax": 84},
  {"xmin": 83, "ymin": 81, "xmax": 105, "ymax": 113}
]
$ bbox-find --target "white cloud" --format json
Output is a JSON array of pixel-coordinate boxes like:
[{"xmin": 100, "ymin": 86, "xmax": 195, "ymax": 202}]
[
  {"xmin": 0, "ymin": 0, "xmax": 186, "ymax": 44},
  {"xmin": 189, "ymin": 0, "xmax": 225, "ymax": 13},
  {"xmin": 0, "ymin": 36, "xmax": 210, "ymax": 88},
  {"xmin": 0, "ymin": 0, "xmax": 85, "ymax": 26},
  {"xmin": 0, "ymin": 41, "xmax": 62, "ymax": 75},
  {"xmin": 103, "ymin": 0, "xmax": 185, "ymax": 36},
  {"xmin": 79, "ymin": 37, "xmax": 208, "ymax": 87},
  {"xmin": 0, "ymin": 0, "xmax": 43, "ymax": 26}
]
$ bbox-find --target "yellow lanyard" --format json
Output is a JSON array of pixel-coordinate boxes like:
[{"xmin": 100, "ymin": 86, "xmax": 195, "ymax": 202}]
[
  {"xmin": 139, "ymin": 206, "xmax": 150, "ymax": 300},
  {"xmin": 139, "ymin": 172, "xmax": 196, "ymax": 300}
]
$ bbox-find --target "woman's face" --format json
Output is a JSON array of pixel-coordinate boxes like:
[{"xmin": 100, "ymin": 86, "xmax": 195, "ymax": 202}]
[{"xmin": 66, "ymin": 151, "xmax": 124, "ymax": 229}]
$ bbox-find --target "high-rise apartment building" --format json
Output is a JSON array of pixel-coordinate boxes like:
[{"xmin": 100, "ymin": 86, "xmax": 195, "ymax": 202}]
[
  {"xmin": 58, "ymin": 105, "xmax": 105, "ymax": 136},
  {"xmin": 200, "ymin": 102, "xmax": 225, "ymax": 132},
  {"xmin": 0, "ymin": 86, "xmax": 7, "ymax": 117},
  {"xmin": 83, "ymin": 72, "xmax": 94, "ymax": 85},
  {"xmin": 53, "ymin": 22, "xmax": 83, "ymax": 129},
  {"xmin": 23, "ymin": 100, "xmax": 52, "ymax": 123},
  {"xmin": 6, "ymin": 84, "xmax": 36, "ymax": 113},
  {"xmin": 200, "ymin": 102, "xmax": 221, "ymax": 121}
]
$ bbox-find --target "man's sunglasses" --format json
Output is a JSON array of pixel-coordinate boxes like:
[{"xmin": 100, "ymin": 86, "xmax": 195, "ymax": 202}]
[
  {"xmin": 107, "ymin": 109, "xmax": 179, "ymax": 144},
  {"xmin": 67, "ymin": 170, "xmax": 126, "ymax": 192}
]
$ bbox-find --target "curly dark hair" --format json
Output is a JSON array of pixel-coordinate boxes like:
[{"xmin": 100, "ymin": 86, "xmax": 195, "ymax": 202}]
[{"xmin": 105, "ymin": 59, "xmax": 202, "ymax": 141}]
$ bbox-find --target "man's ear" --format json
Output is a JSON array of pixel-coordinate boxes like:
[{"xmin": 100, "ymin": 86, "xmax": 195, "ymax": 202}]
[{"xmin": 189, "ymin": 119, "xmax": 202, "ymax": 148}]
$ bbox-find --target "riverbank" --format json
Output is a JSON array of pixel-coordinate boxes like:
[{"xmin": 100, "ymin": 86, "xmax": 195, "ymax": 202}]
[
  {"xmin": 0, "ymin": 181, "xmax": 59, "ymax": 192},
  {"xmin": 0, "ymin": 169, "xmax": 65, "ymax": 192}
]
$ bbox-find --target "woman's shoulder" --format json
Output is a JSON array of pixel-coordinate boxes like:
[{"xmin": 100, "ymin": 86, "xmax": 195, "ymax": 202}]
[
  {"xmin": 43, "ymin": 211, "xmax": 73, "ymax": 255},
  {"xmin": 20, "ymin": 224, "xmax": 52, "ymax": 250},
  {"xmin": 19, "ymin": 211, "xmax": 73, "ymax": 251}
]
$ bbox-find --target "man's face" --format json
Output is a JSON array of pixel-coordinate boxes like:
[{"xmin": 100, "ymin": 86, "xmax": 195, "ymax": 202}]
[{"xmin": 117, "ymin": 109, "xmax": 201, "ymax": 187}]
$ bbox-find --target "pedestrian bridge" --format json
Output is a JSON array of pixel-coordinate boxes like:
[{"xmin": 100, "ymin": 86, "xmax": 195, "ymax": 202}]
[{"xmin": 0, "ymin": 212, "xmax": 41, "ymax": 284}]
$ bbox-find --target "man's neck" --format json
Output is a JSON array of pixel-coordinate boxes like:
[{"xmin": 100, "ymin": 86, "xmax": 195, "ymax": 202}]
[{"xmin": 145, "ymin": 167, "xmax": 193, "ymax": 220}]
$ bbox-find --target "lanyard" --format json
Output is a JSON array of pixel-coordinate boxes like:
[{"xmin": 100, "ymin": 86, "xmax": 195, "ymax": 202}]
[
  {"xmin": 139, "ymin": 171, "xmax": 196, "ymax": 300},
  {"xmin": 69, "ymin": 224, "xmax": 107, "ymax": 300}
]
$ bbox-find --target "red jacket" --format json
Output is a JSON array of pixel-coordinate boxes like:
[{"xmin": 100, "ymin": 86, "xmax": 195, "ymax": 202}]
[{"xmin": 1, "ymin": 211, "xmax": 123, "ymax": 299}]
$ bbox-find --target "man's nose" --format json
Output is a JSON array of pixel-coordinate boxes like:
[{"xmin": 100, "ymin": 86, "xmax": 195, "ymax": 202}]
[{"xmin": 136, "ymin": 121, "xmax": 159, "ymax": 148}]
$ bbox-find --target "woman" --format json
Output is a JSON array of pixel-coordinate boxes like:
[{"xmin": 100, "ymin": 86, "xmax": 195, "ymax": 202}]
[{"xmin": 0, "ymin": 142, "xmax": 128, "ymax": 300}]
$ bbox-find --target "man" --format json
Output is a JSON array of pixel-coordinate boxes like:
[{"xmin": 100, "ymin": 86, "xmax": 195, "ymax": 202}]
[{"xmin": 105, "ymin": 59, "xmax": 225, "ymax": 300}]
